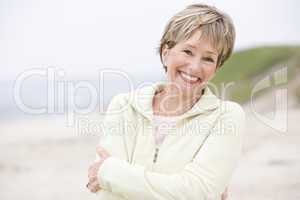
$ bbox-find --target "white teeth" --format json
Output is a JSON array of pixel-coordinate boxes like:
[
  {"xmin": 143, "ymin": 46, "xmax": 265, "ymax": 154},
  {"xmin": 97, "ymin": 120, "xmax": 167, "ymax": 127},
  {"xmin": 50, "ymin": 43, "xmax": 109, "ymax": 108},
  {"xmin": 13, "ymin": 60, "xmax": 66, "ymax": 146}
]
[{"xmin": 180, "ymin": 71, "xmax": 199, "ymax": 82}]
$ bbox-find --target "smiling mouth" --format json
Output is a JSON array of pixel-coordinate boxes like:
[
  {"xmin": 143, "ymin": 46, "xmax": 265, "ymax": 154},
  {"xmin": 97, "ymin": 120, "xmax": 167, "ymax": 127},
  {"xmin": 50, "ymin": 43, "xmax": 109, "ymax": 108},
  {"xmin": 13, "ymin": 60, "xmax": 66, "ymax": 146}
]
[{"xmin": 178, "ymin": 71, "xmax": 202, "ymax": 84}]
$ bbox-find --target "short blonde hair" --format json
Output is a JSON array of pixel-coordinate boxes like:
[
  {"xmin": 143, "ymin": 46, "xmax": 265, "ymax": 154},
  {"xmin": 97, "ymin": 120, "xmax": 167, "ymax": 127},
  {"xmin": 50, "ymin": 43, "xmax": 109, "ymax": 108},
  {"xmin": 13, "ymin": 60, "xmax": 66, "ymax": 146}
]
[{"xmin": 158, "ymin": 3, "xmax": 236, "ymax": 71}]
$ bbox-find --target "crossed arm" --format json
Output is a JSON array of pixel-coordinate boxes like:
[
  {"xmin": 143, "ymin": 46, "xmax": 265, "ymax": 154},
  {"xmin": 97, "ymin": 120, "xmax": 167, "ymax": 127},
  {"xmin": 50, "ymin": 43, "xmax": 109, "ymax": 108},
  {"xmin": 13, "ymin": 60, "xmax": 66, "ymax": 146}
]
[
  {"xmin": 87, "ymin": 95, "xmax": 245, "ymax": 200},
  {"xmin": 88, "ymin": 146, "xmax": 231, "ymax": 200}
]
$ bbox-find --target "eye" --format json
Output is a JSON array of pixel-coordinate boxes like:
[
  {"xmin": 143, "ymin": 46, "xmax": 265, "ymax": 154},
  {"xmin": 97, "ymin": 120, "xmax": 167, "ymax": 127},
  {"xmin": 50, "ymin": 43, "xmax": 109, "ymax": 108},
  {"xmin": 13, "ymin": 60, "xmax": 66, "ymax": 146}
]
[
  {"xmin": 183, "ymin": 49, "xmax": 193, "ymax": 56},
  {"xmin": 203, "ymin": 57, "xmax": 215, "ymax": 63}
]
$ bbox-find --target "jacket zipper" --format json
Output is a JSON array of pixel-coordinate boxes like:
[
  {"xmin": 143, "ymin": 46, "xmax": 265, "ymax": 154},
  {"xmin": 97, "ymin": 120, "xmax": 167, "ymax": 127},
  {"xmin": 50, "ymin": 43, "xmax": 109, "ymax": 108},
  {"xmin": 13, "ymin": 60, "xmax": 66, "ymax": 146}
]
[
  {"xmin": 153, "ymin": 147, "xmax": 160, "ymax": 163},
  {"xmin": 151, "ymin": 119, "xmax": 160, "ymax": 168},
  {"xmin": 152, "ymin": 146, "xmax": 160, "ymax": 171},
  {"xmin": 152, "ymin": 120, "xmax": 180, "ymax": 169}
]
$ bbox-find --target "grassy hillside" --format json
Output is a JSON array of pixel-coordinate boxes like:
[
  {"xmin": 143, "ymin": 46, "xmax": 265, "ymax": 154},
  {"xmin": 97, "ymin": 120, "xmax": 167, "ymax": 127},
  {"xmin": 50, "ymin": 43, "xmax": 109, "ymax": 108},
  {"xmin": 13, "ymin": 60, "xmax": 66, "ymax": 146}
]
[{"xmin": 211, "ymin": 45, "xmax": 300, "ymax": 103}]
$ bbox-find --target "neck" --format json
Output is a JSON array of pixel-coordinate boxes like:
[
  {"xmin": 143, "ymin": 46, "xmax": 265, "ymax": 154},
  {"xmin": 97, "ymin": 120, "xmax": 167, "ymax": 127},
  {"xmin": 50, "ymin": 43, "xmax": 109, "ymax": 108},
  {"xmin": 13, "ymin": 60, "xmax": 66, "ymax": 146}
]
[{"xmin": 153, "ymin": 84, "xmax": 203, "ymax": 116}]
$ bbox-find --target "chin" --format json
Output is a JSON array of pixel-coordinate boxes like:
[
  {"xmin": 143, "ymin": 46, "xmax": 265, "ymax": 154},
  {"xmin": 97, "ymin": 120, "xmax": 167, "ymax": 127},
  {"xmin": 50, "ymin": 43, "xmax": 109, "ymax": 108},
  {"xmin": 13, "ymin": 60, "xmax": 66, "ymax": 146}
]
[{"xmin": 176, "ymin": 82, "xmax": 203, "ymax": 98}]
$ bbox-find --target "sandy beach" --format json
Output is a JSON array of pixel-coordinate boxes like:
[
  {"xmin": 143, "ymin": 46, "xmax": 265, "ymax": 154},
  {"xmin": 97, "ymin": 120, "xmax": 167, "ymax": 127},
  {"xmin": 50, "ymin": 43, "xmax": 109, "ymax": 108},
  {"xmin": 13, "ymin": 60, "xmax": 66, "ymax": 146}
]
[{"xmin": 1, "ymin": 90, "xmax": 299, "ymax": 200}]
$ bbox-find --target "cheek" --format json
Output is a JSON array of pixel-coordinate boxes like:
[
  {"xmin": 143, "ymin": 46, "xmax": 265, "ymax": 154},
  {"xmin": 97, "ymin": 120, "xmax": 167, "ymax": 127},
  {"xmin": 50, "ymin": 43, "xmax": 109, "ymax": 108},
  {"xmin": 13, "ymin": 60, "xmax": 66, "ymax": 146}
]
[
  {"xmin": 167, "ymin": 53, "xmax": 186, "ymax": 69},
  {"xmin": 204, "ymin": 67, "xmax": 217, "ymax": 80}
]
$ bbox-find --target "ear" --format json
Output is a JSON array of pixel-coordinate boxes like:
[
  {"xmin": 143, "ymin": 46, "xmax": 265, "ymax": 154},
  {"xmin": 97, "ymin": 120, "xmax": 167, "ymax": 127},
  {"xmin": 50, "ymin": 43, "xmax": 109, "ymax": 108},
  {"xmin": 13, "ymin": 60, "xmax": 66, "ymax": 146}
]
[{"xmin": 161, "ymin": 45, "xmax": 170, "ymax": 66}]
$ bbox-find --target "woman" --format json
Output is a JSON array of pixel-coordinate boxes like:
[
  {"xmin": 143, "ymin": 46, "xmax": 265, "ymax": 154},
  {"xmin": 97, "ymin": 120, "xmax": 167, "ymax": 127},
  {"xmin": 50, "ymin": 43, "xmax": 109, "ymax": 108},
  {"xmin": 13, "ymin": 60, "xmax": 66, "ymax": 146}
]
[{"xmin": 87, "ymin": 3, "xmax": 244, "ymax": 200}]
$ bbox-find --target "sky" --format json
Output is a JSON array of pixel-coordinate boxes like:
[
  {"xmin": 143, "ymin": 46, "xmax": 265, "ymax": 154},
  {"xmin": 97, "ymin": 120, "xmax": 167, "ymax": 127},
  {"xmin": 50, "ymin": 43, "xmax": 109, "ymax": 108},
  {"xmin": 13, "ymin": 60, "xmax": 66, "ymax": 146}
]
[{"xmin": 0, "ymin": 0, "xmax": 299, "ymax": 80}]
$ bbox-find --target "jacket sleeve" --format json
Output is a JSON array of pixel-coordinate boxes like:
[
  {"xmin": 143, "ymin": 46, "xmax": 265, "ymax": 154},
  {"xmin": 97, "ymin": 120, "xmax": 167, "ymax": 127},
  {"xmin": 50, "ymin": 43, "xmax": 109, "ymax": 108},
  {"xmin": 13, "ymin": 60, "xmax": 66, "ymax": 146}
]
[
  {"xmin": 93, "ymin": 94, "xmax": 130, "ymax": 199},
  {"xmin": 95, "ymin": 93, "xmax": 130, "ymax": 163},
  {"xmin": 97, "ymin": 102, "xmax": 246, "ymax": 200}
]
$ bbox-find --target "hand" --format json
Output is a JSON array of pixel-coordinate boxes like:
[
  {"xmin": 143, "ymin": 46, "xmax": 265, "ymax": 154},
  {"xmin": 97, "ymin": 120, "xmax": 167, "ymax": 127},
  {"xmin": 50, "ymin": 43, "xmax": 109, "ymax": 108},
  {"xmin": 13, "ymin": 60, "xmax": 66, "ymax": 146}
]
[
  {"xmin": 87, "ymin": 146, "xmax": 110, "ymax": 193},
  {"xmin": 221, "ymin": 187, "xmax": 228, "ymax": 200}
]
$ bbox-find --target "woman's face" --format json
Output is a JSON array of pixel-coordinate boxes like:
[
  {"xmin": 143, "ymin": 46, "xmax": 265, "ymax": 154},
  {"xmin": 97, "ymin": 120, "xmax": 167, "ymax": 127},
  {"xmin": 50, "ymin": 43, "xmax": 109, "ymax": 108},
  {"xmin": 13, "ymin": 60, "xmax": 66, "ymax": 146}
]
[{"xmin": 162, "ymin": 29, "xmax": 218, "ymax": 99}]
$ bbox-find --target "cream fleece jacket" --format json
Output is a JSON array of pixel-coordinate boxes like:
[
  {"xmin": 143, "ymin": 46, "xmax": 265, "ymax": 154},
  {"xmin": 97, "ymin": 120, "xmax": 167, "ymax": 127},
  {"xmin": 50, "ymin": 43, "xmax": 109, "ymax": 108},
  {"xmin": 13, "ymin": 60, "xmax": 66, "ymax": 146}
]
[{"xmin": 95, "ymin": 81, "xmax": 245, "ymax": 200}]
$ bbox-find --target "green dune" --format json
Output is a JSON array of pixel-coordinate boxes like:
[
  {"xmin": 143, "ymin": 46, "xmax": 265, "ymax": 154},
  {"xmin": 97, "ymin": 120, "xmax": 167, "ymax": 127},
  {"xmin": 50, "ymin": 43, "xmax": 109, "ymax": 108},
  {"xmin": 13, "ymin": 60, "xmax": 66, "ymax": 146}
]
[{"xmin": 211, "ymin": 45, "xmax": 300, "ymax": 103}]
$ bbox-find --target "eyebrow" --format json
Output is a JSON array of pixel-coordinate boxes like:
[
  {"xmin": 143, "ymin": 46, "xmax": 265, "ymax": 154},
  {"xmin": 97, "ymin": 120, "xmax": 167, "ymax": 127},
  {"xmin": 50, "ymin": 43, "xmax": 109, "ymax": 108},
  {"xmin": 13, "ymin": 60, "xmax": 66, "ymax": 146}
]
[{"xmin": 185, "ymin": 44, "xmax": 218, "ymax": 56}]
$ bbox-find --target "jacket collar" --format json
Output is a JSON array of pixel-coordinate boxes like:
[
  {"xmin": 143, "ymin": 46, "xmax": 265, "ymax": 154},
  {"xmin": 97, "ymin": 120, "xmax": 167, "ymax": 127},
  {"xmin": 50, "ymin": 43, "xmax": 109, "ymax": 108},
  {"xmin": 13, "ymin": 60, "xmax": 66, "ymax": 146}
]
[{"xmin": 130, "ymin": 81, "xmax": 221, "ymax": 122}]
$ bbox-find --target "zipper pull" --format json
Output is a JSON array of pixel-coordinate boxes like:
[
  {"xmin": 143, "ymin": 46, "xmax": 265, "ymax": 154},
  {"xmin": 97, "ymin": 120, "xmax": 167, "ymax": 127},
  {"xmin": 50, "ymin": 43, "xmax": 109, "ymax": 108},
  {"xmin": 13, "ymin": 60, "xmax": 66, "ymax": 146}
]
[{"xmin": 153, "ymin": 147, "xmax": 159, "ymax": 163}]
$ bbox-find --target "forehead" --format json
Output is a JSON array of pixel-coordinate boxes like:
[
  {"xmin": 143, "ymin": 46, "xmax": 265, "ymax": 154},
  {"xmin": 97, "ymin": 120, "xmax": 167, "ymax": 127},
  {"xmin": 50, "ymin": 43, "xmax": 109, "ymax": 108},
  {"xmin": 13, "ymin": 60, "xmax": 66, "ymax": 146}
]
[{"xmin": 179, "ymin": 29, "xmax": 218, "ymax": 54}]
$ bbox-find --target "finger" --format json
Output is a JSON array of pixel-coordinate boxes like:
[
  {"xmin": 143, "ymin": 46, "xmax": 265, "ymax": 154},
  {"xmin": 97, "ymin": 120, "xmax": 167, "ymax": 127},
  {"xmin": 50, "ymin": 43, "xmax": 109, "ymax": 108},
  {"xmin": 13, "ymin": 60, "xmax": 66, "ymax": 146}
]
[
  {"xmin": 88, "ymin": 165, "xmax": 94, "ymax": 178},
  {"xmin": 88, "ymin": 172, "xmax": 97, "ymax": 179},
  {"xmin": 88, "ymin": 165, "xmax": 94, "ymax": 177},
  {"xmin": 96, "ymin": 146, "xmax": 107, "ymax": 157},
  {"xmin": 221, "ymin": 194, "xmax": 228, "ymax": 200},
  {"xmin": 90, "ymin": 184, "xmax": 101, "ymax": 193},
  {"xmin": 88, "ymin": 163, "xmax": 97, "ymax": 171},
  {"xmin": 87, "ymin": 179, "xmax": 97, "ymax": 189},
  {"xmin": 89, "ymin": 180, "xmax": 101, "ymax": 193},
  {"xmin": 88, "ymin": 176, "xmax": 98, "ymax": 182},
  {"xmin": 88, "ymin": 163, "xmax": 100, "ymax": 176},
  {"xmin": 221, "ymin": 189, "xmax": 228, "ymax": 200}
]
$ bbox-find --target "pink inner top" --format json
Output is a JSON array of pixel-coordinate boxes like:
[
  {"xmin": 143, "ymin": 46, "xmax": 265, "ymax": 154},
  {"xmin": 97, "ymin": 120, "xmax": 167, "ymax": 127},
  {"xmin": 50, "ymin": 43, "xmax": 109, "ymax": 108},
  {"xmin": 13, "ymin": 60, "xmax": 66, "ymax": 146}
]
[{"xmin": 152, "ymin": 115, "xmax": 181, "ymax": 147}]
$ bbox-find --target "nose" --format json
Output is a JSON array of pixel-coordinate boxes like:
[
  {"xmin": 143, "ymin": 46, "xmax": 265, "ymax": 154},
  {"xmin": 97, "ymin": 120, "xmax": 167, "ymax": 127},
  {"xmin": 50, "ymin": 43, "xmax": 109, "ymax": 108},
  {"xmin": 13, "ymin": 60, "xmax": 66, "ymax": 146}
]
[{"xmin": 187, "ymin": 59, "xmax": 203, "ymax": 73}]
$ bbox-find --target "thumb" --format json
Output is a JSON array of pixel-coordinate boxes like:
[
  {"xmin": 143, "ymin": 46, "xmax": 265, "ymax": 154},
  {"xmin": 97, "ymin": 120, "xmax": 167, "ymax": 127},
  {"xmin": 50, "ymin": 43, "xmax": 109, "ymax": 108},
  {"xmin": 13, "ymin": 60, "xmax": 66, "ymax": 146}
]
[{"xmin": 96, "ymin": 146, "xmax": 109, "ymax": 158}]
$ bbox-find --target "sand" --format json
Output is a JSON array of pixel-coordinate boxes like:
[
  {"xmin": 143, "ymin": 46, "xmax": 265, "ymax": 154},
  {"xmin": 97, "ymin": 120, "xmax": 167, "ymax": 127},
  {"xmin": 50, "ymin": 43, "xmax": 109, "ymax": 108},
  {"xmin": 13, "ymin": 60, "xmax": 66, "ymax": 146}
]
[{"xmin": 1, "ymin": 89, "xmax": 299, "ymax": 199}]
